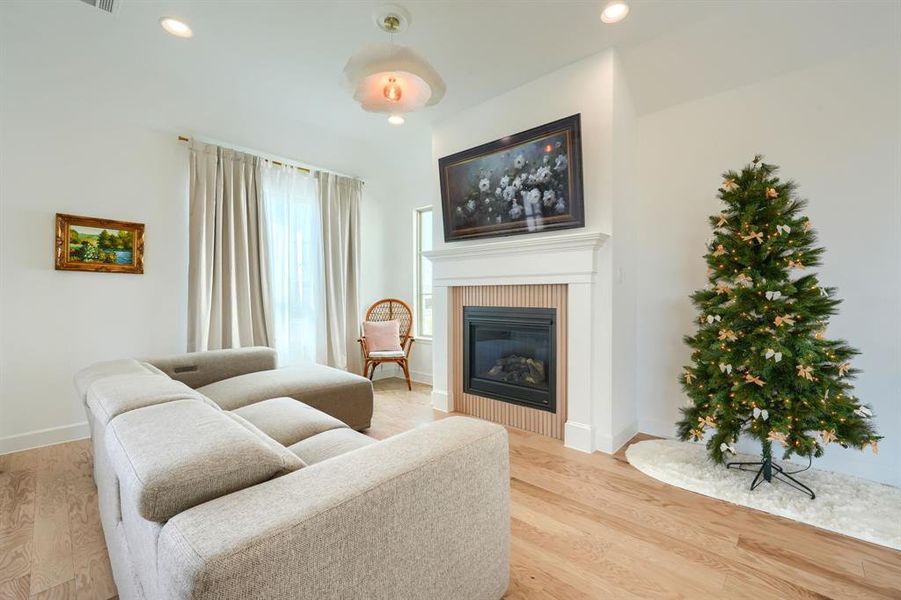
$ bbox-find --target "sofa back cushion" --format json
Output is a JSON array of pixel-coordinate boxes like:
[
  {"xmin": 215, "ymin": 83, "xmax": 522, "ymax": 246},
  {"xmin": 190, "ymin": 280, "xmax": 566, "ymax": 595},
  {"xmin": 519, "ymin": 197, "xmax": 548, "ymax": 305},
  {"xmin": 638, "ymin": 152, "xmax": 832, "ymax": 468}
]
[
  {"xmin": 74, "ymin": 359, "xmax": 165, "ymax": 401},
  {"xmin": 106, "ymin": 400, "xmax": 302, "ymax": 522},
  {"xmin": 145, "ymin": 347, "xmax": 277, "ymax": 389},
  {"xmin": 87, "ymin": 374, "xmax": 216, "ymax": 426}
]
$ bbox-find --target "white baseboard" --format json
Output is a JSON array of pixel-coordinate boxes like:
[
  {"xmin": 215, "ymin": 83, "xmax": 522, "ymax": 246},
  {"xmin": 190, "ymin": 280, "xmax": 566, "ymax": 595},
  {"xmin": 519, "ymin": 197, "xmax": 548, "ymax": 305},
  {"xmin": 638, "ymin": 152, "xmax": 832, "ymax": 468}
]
[
  {"xmin": 371, "ymin": 364, "xmax": 400, "ymax": 380},
  {"xmin": 409, "ymin": 369, "xmax": 433, "ymax": 385},
  {"xmin": 0, "ymin": 422, "xmax": 90, "ymax": 455},
  {"xmin": 371, "ymin": 365, "xmax": 433, "ymax": 386},
  {"xmin": 610, "ymin": 421, "xmax": 640, "ymax": 454},
  {"xmin": 638, "ymin": 418, "xmax": 677, "ymax": 439},
  {"xmin": 591, "ymin": 421, "xmax": 640, "ymax": 455},
  {"xmin": 431, "ymin": 389, "xmax": 450, "ymax": 412},
  {"xmin": 564, "ymin": 420, "xmax": 594, "ymax": 453}
]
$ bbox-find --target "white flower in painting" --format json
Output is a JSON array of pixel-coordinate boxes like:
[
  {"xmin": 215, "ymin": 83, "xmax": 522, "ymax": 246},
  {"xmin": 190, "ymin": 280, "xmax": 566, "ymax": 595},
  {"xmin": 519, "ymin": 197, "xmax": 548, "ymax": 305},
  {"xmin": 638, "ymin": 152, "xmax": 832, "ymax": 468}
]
[
  {"xmin": 513, "ymin": 154, "xmax": 525, "ymax": 169},
  {"xmin": 500, "ymin": 175, "xmax": 510, "ymax": 188},
  {"xmin": 478, "ymin": 177, "xmax": 490, "ymax": 192},
  {"xmin": 455, "ymin": 207, "xmax": 463, "ymax": 214},
  {"xmin": 502, "ymin": 186, "xmax": 516, "ymax": 201},
  {"xmin": 509, "ymin": 200, "xmax": 523, "ymax": 219},
  {"xmin": 555, "ymin": 141, "xmax": 562, "ymax": 149},
  {"xmin": 554, "ymin": 154, "xmax": 568, "ymax": 172},
  {"xmin": 542, "ymin": 190, "xmax": 556, "ymax": 206},
  {"xmin": 554, "ymin": 198, "xmax": 567, "ymax": 214},
  {"xmin": 512, "ymin": 176, "xmax": 523, "ymax": 190},
  {"xmin": 543, "ymin": 155, "xmax": 550, "ymax": 164},
  {"xmin": 525, "ymin": 188, "xmax": 541, "ymax": 207},
  {"xmin": 466, "ymin": 199, "xmax": 476, "ymax": 212},
  {"xmin": 527, "ymin": 172, "xmax": 538, "ymax": 185},
  {"xmin": 535, "ymin": 166, "xmax": 551, "ymax": 183},
  {"xmin": 496, "ymin": 215, "xmax": 503, "ymax": 223},
  {"xmin": 495, "ymin": 187, "xmax": 502, "ymax": 197}
]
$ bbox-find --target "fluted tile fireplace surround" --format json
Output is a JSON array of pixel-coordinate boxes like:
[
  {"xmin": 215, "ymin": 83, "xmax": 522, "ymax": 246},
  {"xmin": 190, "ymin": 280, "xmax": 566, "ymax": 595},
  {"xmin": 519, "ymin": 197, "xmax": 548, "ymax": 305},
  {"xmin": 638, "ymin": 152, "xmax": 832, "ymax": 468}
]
[
  {"xmin": 453, "ymin": 285, "xmax": 567, "ymax": 439},
  {"xmin": 425, "ymin": 231, "xmax": 614, "ymax": 453}
]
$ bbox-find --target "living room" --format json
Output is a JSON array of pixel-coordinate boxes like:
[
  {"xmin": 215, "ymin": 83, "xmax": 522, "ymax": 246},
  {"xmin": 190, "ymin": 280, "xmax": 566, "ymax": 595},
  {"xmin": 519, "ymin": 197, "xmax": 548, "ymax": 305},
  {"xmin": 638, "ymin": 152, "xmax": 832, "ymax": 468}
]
[{"xmin": 1, "ymin": 1, "xmax": 899, "ymax": 599}]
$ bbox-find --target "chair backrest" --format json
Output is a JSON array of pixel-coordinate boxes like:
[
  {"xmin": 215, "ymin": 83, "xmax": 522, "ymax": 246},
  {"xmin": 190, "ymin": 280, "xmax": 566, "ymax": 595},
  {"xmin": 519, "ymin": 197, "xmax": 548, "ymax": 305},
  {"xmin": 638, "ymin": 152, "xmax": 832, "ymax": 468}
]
[{"xmin": 364, "ymin": 298, "xmax": 413, "ymax": 346}]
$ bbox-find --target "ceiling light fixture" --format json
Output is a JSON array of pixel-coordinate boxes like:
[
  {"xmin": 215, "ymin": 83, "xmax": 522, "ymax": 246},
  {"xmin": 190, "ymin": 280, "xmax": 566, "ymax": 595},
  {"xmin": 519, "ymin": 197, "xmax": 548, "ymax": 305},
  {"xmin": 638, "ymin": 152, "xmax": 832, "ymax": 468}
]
[
  {"xmin": 344, "ymin": 4, "xmax": 446, "ymax": 125},
  {"xmin": 600, "ymin": 1, "xmax": 630, "ymax": 24},
  {"xmin": 160, "ymin": 16, "xmax": 193, "ymax": 38},
  {"xmin": 383, "ymin": 77, "xmax": 403, "ymax": 102}
]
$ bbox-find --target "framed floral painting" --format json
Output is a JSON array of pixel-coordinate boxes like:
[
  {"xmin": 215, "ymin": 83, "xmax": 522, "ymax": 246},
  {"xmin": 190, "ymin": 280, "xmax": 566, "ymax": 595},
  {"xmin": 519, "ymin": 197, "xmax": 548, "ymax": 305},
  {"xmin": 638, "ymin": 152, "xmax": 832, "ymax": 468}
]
[
  {"xmin": 438, "ymin": 114, "xmax": 584, "ymax": 242},
  {"xmin": 55, "ymin": 213, "xmax": 144, "ymax": 274}
]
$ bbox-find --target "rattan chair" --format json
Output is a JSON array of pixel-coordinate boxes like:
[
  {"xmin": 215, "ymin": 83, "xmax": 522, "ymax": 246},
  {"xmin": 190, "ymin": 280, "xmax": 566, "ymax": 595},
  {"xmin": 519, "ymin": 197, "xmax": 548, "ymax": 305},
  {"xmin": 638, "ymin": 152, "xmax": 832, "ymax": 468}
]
[{"xmin": 358, "ymin": 298, "xmax": 415, "ymax": 390}]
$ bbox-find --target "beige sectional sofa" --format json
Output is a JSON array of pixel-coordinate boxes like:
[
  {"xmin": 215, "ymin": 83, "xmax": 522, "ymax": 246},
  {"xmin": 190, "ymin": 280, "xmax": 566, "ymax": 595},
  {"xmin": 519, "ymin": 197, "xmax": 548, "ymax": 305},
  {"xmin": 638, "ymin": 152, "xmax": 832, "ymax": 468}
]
[{"xmin": 75, "ymin": 347, "xmax": 510, "ymax": 600}]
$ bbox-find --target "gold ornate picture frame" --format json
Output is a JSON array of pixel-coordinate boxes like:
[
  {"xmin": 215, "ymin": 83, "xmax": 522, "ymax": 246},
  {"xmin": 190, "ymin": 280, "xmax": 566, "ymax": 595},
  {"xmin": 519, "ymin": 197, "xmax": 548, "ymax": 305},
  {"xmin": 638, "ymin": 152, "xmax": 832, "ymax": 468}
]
[{"xmin": 55, "ymin": 213, "xmax": 144, "ymax": 274}]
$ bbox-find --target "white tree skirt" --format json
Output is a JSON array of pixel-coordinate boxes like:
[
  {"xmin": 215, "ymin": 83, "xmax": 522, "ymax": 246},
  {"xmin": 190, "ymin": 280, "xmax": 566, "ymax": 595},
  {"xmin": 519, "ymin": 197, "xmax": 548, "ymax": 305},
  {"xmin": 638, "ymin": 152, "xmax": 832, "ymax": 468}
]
[{"xmin": 626, "ymin": 439, "xmax": 901, "ymax": 550}]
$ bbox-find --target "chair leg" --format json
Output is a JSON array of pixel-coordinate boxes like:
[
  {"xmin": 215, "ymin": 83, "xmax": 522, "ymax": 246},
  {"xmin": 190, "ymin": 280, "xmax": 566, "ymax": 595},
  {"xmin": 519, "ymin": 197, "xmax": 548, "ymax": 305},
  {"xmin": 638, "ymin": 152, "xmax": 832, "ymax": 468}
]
[
  {"xmin": 367, "ymin": 361, "xmax": 377, "ymax": 380},
  {"xmin": 400, "ymin": 359, "xmax": 412, "ymax": 391}
]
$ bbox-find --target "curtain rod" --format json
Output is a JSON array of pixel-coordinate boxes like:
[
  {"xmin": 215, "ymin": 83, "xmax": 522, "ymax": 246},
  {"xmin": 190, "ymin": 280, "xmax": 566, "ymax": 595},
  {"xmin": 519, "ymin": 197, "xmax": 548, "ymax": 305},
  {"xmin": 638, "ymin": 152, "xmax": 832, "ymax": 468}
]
[{"xmin": 177, "ymin": 135, "xmax": 364, "ymax": 184}]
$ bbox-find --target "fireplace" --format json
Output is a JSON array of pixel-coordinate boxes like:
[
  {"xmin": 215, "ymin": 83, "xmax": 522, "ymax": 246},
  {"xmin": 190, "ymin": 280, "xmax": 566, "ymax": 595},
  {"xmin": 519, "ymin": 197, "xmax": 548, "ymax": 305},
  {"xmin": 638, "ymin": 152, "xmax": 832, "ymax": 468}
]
[{"xmin": 463, "ymin": 306, "xmax": 556, "ymax": 413}]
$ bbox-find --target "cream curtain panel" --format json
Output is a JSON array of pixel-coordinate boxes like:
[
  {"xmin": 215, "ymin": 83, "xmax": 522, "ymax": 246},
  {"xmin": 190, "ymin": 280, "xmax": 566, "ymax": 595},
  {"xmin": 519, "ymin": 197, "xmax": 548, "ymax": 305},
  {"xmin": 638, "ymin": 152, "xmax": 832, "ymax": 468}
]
[
  {"xmin": 317, "ymin": 172, "xmax": 362, "ymax": 374},
  {"xmin": 188, "ymin": 142, "xmax": 272, "ymax": 351}
]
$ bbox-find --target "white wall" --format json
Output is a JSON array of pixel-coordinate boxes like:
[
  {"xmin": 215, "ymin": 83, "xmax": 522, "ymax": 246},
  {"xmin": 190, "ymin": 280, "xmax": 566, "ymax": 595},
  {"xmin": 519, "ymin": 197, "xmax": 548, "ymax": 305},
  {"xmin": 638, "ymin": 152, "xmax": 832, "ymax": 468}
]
[
  {"xmin": 359, "ymin": 141, "xmax": 435, "ymax": 385},
  {"xmin": 431, "ymin": 52, "xmax": 616, "ymax": 249},
  {"xmin": 430, "ymin": 51, "xmax": 640, "ymax": 451},
  {"xmin": 0, "ymin": 2, "xmax": 420, "ymax": 450},
  {"xmin": 610, "ymin": 52, "xmax": 640, "ymax": 441},
  {"xmin": 635, "ymin": 44, "xmax": 901, "ymax": 486},
  {"xmin": 0, "ymin": 119, "xmax": 190, "ymax": 449}
]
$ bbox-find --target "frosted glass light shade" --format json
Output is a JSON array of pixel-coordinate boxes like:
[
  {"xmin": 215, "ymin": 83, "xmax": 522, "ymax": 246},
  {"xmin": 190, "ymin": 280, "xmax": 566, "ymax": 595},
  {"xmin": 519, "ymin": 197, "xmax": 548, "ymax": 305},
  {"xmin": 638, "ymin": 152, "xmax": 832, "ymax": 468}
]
[{"xmin": 344, "ymin": 43, "xmax": 446, "ymax": 113}]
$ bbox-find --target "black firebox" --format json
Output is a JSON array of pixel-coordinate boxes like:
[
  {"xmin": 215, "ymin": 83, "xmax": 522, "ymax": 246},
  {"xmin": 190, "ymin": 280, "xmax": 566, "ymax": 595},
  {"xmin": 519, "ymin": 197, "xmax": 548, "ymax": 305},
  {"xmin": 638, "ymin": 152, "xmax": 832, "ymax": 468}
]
[{"xmin": 463, "ymin": 306, "xmax": 556, "ymax": 413}]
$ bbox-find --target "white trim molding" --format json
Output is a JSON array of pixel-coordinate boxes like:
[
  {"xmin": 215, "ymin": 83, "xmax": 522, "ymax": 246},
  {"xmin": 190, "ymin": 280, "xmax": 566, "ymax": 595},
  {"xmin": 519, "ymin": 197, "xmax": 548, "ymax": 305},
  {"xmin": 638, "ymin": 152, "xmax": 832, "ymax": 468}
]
[
  {"xmin": 0, "ymin": 422, "xmax": 90, "ymax": 455},
  {"xmin": 424, "ymin": 230, "xmax": 609, "ymax": 261},
  {"xmin": 425, "ymin": 231, "xmax": 610, "ymax": 286}
]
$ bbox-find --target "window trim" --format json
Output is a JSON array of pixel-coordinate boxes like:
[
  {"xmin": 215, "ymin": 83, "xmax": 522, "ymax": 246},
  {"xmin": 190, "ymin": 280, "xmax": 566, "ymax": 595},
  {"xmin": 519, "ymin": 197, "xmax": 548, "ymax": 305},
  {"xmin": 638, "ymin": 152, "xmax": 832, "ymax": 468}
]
[{"xmin": 414, "ymin": 205, "xmax": 433, "ymax": 341}]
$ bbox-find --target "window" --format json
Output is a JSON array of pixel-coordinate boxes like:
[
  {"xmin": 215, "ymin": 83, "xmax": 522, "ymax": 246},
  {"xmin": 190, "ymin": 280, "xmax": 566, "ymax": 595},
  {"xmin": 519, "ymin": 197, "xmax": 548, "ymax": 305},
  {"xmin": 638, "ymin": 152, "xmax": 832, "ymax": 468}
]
[
  {"xmin": 262, "ymin": 163, "xmax": 322, "ymax": 367},
  {"xmin": 415, "ymin": 207, "xmax": 433, "ymax": 339}
]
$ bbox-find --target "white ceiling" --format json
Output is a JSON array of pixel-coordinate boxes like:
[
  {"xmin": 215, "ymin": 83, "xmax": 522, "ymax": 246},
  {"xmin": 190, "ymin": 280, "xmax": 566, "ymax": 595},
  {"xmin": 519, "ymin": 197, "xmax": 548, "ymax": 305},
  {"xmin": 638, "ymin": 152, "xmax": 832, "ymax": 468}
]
[{"xmin": 2, "ymin": 1, "xmax": 897, "ymax": 175}]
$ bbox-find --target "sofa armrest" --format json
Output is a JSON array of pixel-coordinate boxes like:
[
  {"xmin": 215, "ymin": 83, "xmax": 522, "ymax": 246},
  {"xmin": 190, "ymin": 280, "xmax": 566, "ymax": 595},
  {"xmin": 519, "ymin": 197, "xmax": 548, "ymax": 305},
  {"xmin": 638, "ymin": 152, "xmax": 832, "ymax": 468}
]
[
  {"xmin": 157, "ymin": 416, "xmax": 510, "ymax": 600},
  {"xmin": 144, "ymin": 347, "xmax": 277, "ymax": 389}
]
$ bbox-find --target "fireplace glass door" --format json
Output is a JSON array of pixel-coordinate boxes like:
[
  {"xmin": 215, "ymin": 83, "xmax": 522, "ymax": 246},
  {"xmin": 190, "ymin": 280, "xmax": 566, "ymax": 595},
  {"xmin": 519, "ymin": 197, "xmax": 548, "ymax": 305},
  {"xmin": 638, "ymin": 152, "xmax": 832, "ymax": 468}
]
[{"xmin": 463, "ymin": 306, "xmax": 556, "ymax": 412}]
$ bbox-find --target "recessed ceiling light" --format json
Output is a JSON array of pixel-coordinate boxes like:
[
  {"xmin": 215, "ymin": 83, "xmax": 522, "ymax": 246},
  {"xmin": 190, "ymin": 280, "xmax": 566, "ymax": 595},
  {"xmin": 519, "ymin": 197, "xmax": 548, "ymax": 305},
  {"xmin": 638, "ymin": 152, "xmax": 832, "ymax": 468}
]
[
  {"xmin": 600, "ymin": 1, "xmax": 629, "ymax": 24},
  {"xmin": 160, "ymin": 17, "xmax": 193, "ymax": 38},
  {"xmin": 388, "ymin": 114, "xmax": 405, "ymax": 126}
]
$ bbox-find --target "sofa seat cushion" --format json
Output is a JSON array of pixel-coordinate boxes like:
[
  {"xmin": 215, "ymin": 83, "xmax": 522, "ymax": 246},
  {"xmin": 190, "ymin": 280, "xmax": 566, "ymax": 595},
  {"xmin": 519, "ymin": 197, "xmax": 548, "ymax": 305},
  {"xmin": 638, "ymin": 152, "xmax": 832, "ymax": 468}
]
[
  {"xmin": 74, "ymin": 359, "xmax": 164, "ymax": 400},
  {"xmin": 231, "ymin": 397, "xmax": 348, "ymax": 447},
  {"xmin": 106, "ymin": 400, "xmax": 302, "ymax": 522},
  {"xmin": 287, "ymin": 428, "xmax": 377, "ymax": 465},
  {"xmin": 196, "ymin": 365, "xmax": 374, "ymax": 430},
  {"xmin": 87, "ymin": 374, "xmax": 215, "ymax": 426}
]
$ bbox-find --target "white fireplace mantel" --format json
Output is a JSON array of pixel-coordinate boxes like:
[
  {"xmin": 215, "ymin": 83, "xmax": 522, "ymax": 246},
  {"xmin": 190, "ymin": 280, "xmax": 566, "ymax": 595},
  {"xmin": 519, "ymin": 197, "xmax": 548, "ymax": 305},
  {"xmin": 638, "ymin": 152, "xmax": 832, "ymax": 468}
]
[
  {"xmin": 425, "ymin": 230, "xmax": 614, "ymax": 454},
  {"xmin": 424, "ymin": 230, "xmax": 609, "ymax": 287}
]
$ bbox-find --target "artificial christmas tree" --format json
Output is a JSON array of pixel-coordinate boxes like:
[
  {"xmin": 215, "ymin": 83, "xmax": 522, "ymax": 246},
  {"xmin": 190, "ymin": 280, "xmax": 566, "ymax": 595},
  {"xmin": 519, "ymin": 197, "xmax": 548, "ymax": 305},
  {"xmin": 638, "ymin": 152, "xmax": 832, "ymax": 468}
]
[{"xmin": 676, "ymin": 156, "xmax": 880, "ymax": 498}]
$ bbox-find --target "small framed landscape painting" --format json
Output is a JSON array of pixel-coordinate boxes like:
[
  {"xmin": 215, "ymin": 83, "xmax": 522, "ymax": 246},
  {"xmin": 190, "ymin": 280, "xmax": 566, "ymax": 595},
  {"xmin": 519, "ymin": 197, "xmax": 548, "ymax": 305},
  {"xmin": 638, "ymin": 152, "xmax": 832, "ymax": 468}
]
[
  {"xmin": 438, "ymin": 114, "xmax": 584, "ymax": 242},
  {"xmin": 55, "ymin": 213, "xmax": 144, "ymax": 274}
]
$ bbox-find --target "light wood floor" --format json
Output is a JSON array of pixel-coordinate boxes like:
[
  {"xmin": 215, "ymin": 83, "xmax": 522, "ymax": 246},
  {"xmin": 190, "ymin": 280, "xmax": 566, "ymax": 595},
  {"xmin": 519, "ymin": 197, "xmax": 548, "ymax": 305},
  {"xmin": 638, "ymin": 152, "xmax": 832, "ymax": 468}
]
[{"xmin": 2, "ymin": 379, "xmax": 899, "ymax": 599}]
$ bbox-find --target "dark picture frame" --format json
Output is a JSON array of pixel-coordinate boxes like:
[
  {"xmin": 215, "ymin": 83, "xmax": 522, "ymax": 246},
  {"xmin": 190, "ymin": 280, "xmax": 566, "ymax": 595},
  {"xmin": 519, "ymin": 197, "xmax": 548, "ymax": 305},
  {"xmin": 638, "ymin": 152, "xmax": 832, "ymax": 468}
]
[{"xmin": 439, "ymin": 114, "xmax": 584, "ymax": 242}]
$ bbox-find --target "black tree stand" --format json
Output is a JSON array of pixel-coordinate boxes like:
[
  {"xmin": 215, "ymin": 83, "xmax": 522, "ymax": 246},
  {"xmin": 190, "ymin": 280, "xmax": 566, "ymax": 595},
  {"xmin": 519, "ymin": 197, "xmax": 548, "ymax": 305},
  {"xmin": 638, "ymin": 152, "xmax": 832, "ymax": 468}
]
[{"xmin": 726, "ymin": 441, "xmax": 816, "ymax": 500}]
